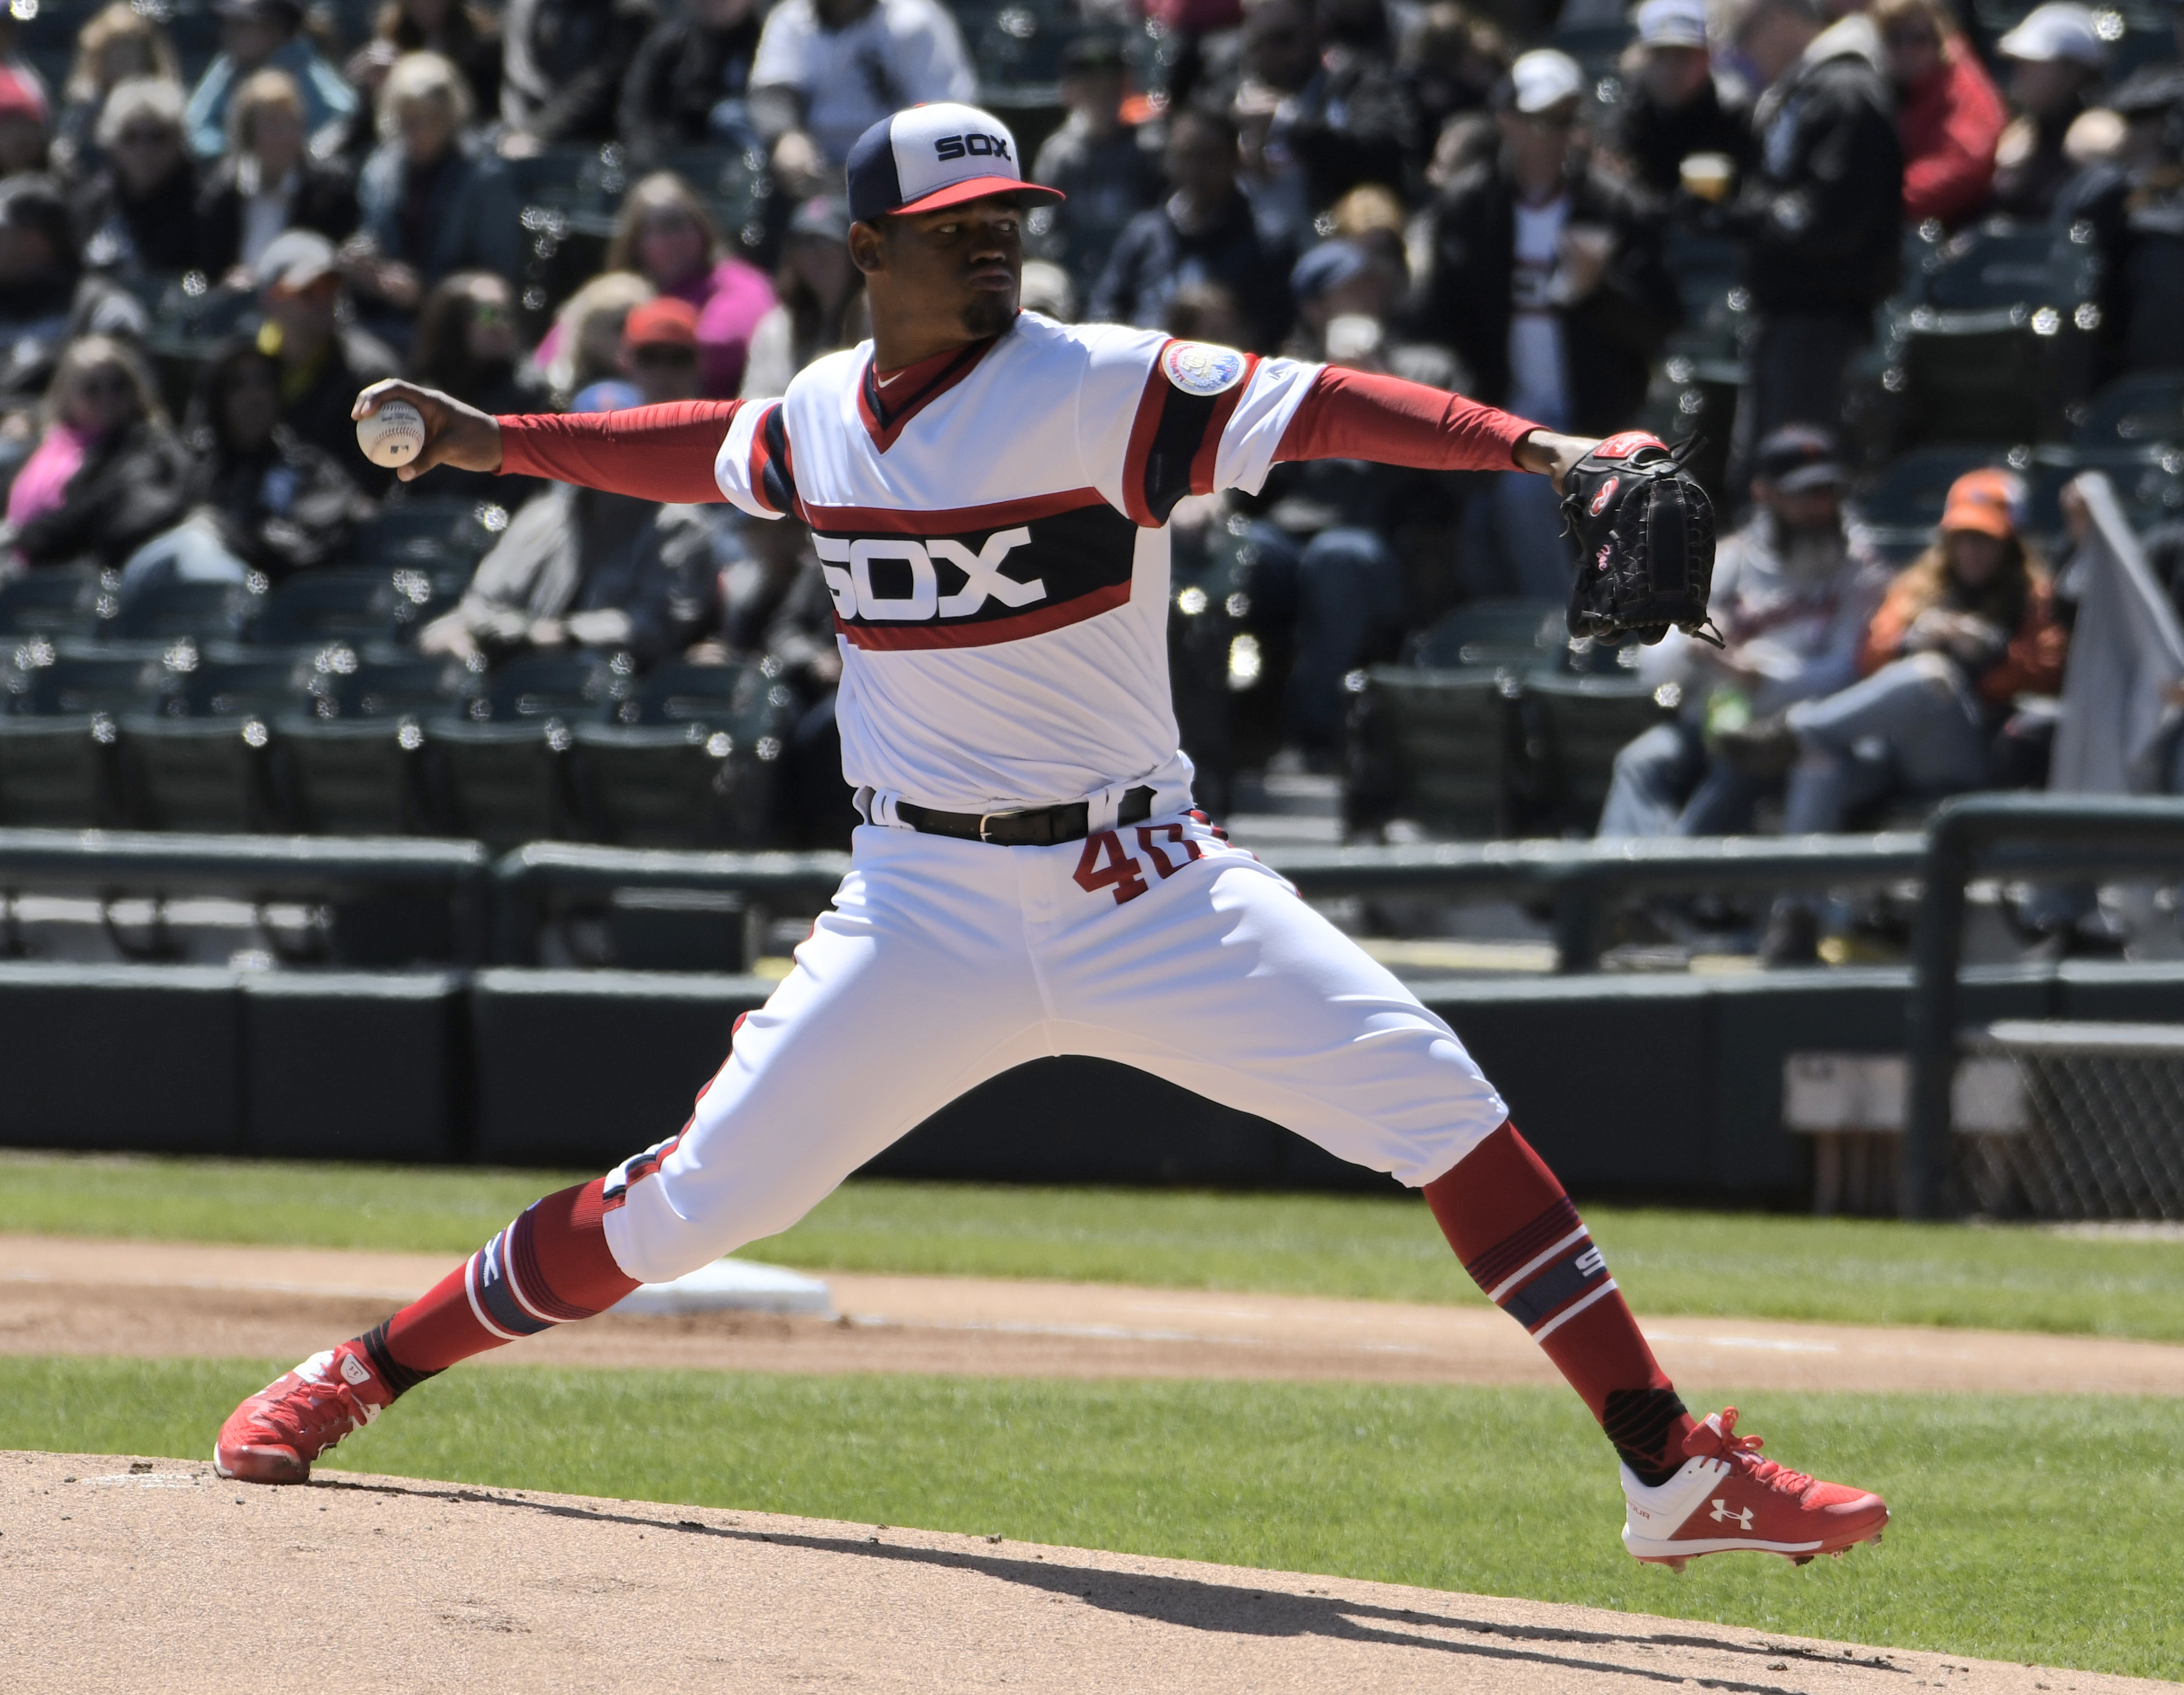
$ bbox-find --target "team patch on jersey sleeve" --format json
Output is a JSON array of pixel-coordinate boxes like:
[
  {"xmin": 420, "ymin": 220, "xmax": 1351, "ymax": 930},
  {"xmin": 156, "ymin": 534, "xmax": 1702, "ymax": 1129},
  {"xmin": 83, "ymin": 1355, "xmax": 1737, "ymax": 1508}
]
[{"xmin": 1161, "ymin": 341, "xmax": 1248, "ymax": 397}]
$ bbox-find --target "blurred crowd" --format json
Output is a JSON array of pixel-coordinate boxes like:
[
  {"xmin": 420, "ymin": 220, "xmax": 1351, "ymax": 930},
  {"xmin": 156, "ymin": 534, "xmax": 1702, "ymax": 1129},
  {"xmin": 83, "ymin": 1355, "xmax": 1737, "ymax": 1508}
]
[{"xmin": 1, "ymin": 0, "xmax": 2182, "ymax": 870}]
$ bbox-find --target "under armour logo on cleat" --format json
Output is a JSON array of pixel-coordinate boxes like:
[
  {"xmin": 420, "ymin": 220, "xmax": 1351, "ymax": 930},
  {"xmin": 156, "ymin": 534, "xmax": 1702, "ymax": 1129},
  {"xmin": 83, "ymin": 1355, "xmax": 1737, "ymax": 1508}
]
[{"xmin": 1709, "ymin": 1499, "xmax": 1755, "ymax": 1530}]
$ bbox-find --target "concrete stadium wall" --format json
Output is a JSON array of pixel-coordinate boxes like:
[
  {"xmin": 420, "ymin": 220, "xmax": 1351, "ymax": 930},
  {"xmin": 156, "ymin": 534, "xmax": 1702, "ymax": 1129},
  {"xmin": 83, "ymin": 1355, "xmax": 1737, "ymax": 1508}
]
[{"xmin": 4, "ymin": 960, "xmax": 2182, "ymax": 1200}]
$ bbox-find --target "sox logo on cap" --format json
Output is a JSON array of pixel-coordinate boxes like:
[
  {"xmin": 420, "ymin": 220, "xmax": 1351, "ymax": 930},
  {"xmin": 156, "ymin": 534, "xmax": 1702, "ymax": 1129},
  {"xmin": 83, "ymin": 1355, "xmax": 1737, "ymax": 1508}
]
[{"xmin": 845, "ymin": 102, "xmax": 1067, "ymax": 225}]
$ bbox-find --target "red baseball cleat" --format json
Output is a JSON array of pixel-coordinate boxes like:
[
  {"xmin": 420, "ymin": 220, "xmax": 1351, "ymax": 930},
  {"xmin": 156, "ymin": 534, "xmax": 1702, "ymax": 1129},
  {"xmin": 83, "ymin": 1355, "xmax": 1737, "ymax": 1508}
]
[
  {"xmin": 1621, "ymin": 1406, "xmax": 1889, "ymax": 1571},
  {"xmin": 215, "ymin": 1343, "xmax": 392, "ymax": 1484}
]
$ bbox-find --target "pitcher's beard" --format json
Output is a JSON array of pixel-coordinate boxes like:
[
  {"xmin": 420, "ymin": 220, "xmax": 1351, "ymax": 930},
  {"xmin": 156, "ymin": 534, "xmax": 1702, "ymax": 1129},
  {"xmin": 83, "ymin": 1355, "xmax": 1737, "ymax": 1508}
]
[{"xmin": 961, "ymin": 291, "xmax": 1016, "ymax": 339}]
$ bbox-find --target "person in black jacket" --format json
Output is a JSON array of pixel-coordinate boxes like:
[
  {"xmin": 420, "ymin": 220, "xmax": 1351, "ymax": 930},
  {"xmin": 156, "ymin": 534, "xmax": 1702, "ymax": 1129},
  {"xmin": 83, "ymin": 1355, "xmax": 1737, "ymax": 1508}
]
[
  {"xmin": 1605, "ymin": 0, "xmax": 1758, "ymax": 203},
  {"xmin": 0, "ymin": 176, "xmax": 148, "ymax": 418},
  {"xmin": 196, "ymin": 68, "xmax": 360, "ymax": 283},
  {"xmin": 2, "ymin": 335, "xmax": 194, "ymax": 570},
  {"xmin": 72, "ymin": 75, "xmax": 203, "ymax": 278},
  {"xmin": 252, "ymin": 229, "xmax": 401, "ymax": 487},
  {"xmin": 1279, "ymin": 0, "xmax": 1419, "ymax": 210},
  {"xmin": 618, "ymin": 0, "xmax": 763, "ymax": 156},
  {"xmin": 2051, "ymin": 67, "xmax": 2184, "ymax": 386},
  {"xmin": 1721, "ymin": 0, "xmax": 1902, "ymax": 460},
  {"xmin": 1416, "ymin": 49, "xmax": 1679, "ymax": 597},
  {"xmin": 1090, "ymin": 103, "xmax": 1297, "ymax": 352},
  {"xmin": 500, "ymin": 0, "xmax": 657, "ymax": 148},
  {"xmin": 117, "ymin": 339, "xmax": 372, "ymax": 599}
]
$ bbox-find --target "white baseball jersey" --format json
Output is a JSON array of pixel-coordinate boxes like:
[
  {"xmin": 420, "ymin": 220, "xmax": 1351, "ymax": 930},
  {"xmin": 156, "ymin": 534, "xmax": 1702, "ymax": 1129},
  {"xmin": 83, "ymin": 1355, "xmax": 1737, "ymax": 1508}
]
[{"xmin": 711, "ymin": 314, "xmax": 1321, "ymax": 816}]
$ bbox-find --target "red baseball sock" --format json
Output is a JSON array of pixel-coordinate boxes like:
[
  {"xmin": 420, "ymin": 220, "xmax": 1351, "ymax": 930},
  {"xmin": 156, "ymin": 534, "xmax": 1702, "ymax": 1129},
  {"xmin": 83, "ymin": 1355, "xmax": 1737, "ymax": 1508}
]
[
  {"xmin": 353, "ymin": 1178, "xmax": 641, "ymax": 1396},
  {"xmin": 1423, "ymin": 1122, "xmax": 1695, "ymax": 1486}
]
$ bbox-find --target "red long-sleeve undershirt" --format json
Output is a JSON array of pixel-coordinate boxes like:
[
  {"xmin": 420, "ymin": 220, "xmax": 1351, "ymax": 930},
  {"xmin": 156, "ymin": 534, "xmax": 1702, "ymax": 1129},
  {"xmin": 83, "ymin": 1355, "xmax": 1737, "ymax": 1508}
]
[{"xmin": 491, "ymin": 368, "xmax": 1541, "ymax": 504}]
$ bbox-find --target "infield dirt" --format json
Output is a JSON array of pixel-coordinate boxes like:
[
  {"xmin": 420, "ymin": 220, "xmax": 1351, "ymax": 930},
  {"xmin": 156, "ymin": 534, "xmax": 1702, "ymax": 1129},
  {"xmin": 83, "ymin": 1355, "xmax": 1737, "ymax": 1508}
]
[
  {"xmin": 5, "ymin": 1233, "xmax": 2183, "ymax": 1395},
  {"xmin": 4, "ymin": 1449, "xmax": 2168, "ymax": 1694}
]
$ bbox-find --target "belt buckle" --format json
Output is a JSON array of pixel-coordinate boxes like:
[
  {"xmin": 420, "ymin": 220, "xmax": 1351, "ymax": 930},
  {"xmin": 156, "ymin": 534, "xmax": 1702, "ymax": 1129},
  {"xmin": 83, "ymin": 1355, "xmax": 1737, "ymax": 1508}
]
[{"xmin": 977, "ymin": 811, "xmax": 1000, "ymax": 844}]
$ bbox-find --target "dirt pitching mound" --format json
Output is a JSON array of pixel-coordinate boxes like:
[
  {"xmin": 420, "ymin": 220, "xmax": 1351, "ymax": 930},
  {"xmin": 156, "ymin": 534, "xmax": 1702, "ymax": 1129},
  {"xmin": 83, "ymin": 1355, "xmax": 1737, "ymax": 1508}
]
[{"xmin": 2, "ymin": 1451, "xmax": 2165, "ymax": 1695}]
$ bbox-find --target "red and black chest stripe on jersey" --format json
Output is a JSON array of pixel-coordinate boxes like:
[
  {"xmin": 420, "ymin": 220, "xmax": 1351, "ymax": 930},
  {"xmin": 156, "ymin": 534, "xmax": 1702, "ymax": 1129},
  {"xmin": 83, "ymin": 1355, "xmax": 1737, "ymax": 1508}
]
[
  {"xmin": 1121, "ymin": 345, "xmax": 1260, "ymax": 527},
  {"xmin": 807, "ymin": 490, "xmax": 1140, "ymax": 652}
]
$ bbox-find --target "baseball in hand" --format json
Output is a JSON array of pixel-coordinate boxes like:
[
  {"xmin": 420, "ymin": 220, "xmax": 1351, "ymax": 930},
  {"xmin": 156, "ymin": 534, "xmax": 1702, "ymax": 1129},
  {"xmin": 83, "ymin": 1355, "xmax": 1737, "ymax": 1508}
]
[{"xmin": 356, "ymin": 399, "xmax": 427, "ymax": 468}]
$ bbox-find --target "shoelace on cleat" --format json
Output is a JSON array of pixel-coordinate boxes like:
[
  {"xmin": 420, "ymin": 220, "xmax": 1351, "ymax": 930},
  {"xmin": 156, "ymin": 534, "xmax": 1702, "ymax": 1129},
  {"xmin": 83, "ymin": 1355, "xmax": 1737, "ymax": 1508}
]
[
  {"xmin": 1697, "ymin": 1408, "xmax": 1815, "ymax": 1497},
  {"xmin": 248, "ymin": 1373, "xmax": 366, "ymax": 1451}
]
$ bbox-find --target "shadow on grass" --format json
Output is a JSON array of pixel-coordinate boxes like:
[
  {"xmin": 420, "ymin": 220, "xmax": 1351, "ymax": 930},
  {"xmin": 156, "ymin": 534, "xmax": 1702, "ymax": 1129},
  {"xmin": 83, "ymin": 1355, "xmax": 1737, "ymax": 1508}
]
[{"xmin": 308, "ymin": 1473, "xmax": 1903, "ymax": 1692}]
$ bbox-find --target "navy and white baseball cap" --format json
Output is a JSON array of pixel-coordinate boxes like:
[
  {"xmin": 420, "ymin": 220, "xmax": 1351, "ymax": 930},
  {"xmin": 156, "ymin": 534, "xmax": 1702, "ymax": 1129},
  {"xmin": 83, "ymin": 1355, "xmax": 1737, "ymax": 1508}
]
[{"xmin": 844, "ymin": 103, "xmax": 1066, "ymax": 224}]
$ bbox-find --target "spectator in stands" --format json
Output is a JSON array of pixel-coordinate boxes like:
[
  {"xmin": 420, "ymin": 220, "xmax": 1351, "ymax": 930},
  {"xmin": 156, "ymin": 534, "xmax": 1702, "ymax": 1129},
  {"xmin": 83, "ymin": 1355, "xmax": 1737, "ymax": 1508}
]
[
  {"xmin": 1604, "ymin": 0, "xmax": 1757, "ymax": 203},
  {"xmin": 251, "ymin": 229, "xmax": 400, "ymax": 477},
  {"xmin": 348, "ymin": 53, "xmax": 520, "ymax": 322},
  {"xmin": 417, "ymin": 301, "xmax": 718, "ymax": 666},
  {"xmin": 347, "ymin": 0, "xmax": 504, "ymax": 147},
  {"xmin": 1763, "ymin": 469, "xmax": 2068, "ymax": 962},
  {"xmin": 1875, "ymin": 0, "xmax": 2004, "ymax": 230},
  {"xmin": 118, "ymin": 339, "xmax": 370, "ymax": 599},
  {"xmin": 1031, "ymin": 34, "xmax": 1165, "ymax": 304},
  {"xmin": 1600, "ymin": 426, "xmax": 1887, "ymax": 838},
  {"xmin": 747, "ymin": 0, "xmax": 974, "ymax": 179},
  {"xmin": 1721, "ymin": 0, "xmax": 1901, "ymax": 463},
  {"xmin": 183, "ymin": 0, "xmax": 357, "ymax": 161},
  {"xmin": 1093, "ymin": 103, "xmax": 1296, "ymax": 352},
  {"xmin": 605, "ymin": 173, "xmax": 774, "ymax": 397},
  {"xmin": 1285, "ymin": 238, "xmax": 1391, "ymax": 361},
  {"xmin": 73, "ymin": 78, "xmax": 202, "ymax": 278},
  {"xmin": 0, "ymin": 176, "xmax": 147, "ymax": 415},
  {"xmin": 1280, "ymin": 0, "xmax": 1417, "ymax": 211},
  {"xmin": 2056, "ymin": 66, "xmax": 2184, "ymax": 382},
  {"xmin": 0, "ymin": 67, "xmax": 49, "ymax": 178},
  {"xmin": 197, "ymin": 69, "xmax": 360, "ymax": 283},
  {"xmin": 1416, "ymin": 48, "xmax": 1678, "ymax": 597},
  {"xmin": 531, "ymin": 268, "xmax": 651, "ymax": 408},
  {"xmin": 620, "ymin": 0, "xmax": 764, "ymax": 156},
  {"xmin": 740, "ymin": 196, "xmax": 863, "ymax": 397},
  {"xmin": 409, "ymin": 272, "xmax": 540, "ymax": 501},
  {"xmin": 1989, "ymin": 2, "xmax": 2107, "ymax": 223},
  {"xmin": 499, "ymin": 0, "xmax": 656, "ymax": 149},
  {"xmin": 54, "ymin": 3, "xmax": 180, "ymax": 178},
  {"xmin": 1398, "ymin": 3, "xmax": 1511, "ymax": 169},
  {"xmin": 1, "ymin": 335, "xmax": 191, "ymax": 570}
]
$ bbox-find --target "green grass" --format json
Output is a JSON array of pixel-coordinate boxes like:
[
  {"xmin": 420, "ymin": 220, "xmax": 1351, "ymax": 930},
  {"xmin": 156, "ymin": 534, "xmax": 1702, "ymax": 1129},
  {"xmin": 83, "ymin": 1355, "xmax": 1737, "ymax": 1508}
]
[
  {"xmin": 6, "ymin": 1151, "xmax": 2184, "ymax": 1341},
  {"xmin": 5, "ymin": 1356, "xmax": 2177, "ymax": 1679}
]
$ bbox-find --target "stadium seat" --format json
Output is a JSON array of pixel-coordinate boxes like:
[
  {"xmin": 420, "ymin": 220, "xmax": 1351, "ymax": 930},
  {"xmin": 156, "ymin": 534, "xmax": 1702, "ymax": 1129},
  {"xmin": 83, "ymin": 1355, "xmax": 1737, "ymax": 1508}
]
[
  {"xmin": 349, "ymin": 501, "xmax": 503, "ymax": 568},
  {"xmin": 1521, "ymin": 671, "xmax": 1671, "ymax": 835},
  {"xmin": 320, "ymin": 650, "xmax": 475, "ymax": 720},
  {"xmin": 427, "ymin": 718, "xmax": 576, "ymax": 847},
  {"xmin": 2073, "ymin": 373, "xmax": 2184, "ymax": 448},
  {"xmin": 1850, "ymin": 444, "xmax": 1996, "ymax": 559},
  {"xmin": 1915, "ymin": 224, "xmax": 2076, "ymax": 311},
  {"xmin": 119, "ymin": 714, "xmax": 277, "ymax": 832},
  {"xmin": 109, "ymin": 578, "xmax": 265, "ymax": 644},
  {"xmin": 0, "ymin": 715, "xmax": 123, "ymax": 827},
  {"xmin": 7, "ymin": 641, "xmax": 176, "ymax": 717},
  {"xmin": 1892, "ymin": 308, "xmax": 2047, "ymax": 445},
  {"xmin": 248, "ymin": 570, "xmax": 412, "ymax": 649},
  {"xmin": 0, "ymin": 566, "xmax": 103, "ymax": 639},
  {"xmin": 174, "ymin": 646, "xmax": 314, "ymax": 719},
  {"xmin": 1410, "ymin": 601, "xmax": 1564, "ymax": 671},
  {"xmin": 568, "ymin": 721, "xmax": 758, "ymax": 848},
  {"xmin": 1350, "ymin": 666, "xmax": 1520, "ymax": 840},
  {"xmin": 280, "ymin": 716, "xmax": 429, "ymax": 836},
  {"xmin": 475, "ymin": 649, "xmax": 628, "ymax": 723}
]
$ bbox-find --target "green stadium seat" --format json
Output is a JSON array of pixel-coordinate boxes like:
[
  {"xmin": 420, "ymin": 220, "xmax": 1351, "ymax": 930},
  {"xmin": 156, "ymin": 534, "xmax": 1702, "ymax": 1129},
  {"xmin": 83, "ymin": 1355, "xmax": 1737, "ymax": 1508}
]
[
  {"xmin": 2073, "ymin": 373, "xmax": 2184, "ymax": 448},
  {"xmin": 248, "ymin": 570, "xmax": 412, "ymax": 649},
  {"xmin": 1410, "ymin": 600, "xmax": 1564, "ymax": 671},
  {"xmin": 321, "ymin": 651, "xmax": 474, "ymax": 721},
  {"xmin": 280, "ymin": 717, "xmax": 429, "ymax": 836},
  {"xmin": 0, "ymin": 716, "xmax": 122, "ymax": 827},
  {"xmin": 1522, "ymin": 671, "xmax": 1671, "ymax": 835},
  {"xmin": 568, "ymin": 722, "xmax": 759, "ymax": 849},
  {"xmin": 477, "ymin": 649, "xmax": 628, "ymax": 723},
  {"xmin": 110, "ymin": 579, "xmax": 265, "ymax": 644},
  {"xmin": 1350, "ymin": 666, "xmax": 1518, "ymax": 840},
  {"xmin": 427, "ymin": 718, "xmax": 575, "ymax": 848},
  {"xmin": 0, "ymin": 567, "xmax": 103, "ymax": 639},
  {"xmin": 8, "ymin": 641, "xmax": 175, "ymax": 717},
  {"xmin": 118, "ymin": 714, "xmax": 276, "ymax": 832}
]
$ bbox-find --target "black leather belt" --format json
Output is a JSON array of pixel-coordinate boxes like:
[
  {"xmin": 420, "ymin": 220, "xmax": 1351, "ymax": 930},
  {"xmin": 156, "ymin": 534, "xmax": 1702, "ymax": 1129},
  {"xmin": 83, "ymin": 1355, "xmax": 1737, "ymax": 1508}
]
[{"xmin": 898, "ymin": 785, "xmax": 1156, "ymax": 846}]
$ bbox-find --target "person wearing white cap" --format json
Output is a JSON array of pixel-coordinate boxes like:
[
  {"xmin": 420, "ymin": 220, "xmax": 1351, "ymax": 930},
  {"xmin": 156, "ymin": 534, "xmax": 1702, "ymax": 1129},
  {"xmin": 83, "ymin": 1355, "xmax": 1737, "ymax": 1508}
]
[
  {"xmin": 1416, "ymin": 46, "xmax": 1680, "ymax": 596},
  {"xmin": 1990, "ymin": 1, "xmax": 2107, "ymax": 220},
  {"xmin": 1604, "ymin": 0, "xmax": 1758, "ymax": 199},
  {"xmin": 1721, "ymin": 0, "xmax": 1901, "ymax": 461}
]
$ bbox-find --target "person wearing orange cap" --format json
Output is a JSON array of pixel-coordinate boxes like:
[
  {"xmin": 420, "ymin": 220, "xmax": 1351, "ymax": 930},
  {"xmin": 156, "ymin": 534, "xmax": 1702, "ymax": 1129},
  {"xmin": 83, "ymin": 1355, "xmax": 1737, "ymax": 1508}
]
[
  {"xmin": 1762, "ymin": 466, "xmax": 2068, "ymax": 963},
  {"xmin": 618, "ymin": 295, "xmax": 706, "ymax": 406}
]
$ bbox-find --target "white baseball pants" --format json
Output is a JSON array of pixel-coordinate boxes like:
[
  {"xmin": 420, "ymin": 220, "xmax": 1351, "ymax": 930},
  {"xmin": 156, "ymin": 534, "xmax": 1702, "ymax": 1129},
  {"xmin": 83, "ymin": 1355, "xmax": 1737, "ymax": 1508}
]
[{"xmin": 600, "ymin": 814, "xmax": 1509, "ymax": 1285}]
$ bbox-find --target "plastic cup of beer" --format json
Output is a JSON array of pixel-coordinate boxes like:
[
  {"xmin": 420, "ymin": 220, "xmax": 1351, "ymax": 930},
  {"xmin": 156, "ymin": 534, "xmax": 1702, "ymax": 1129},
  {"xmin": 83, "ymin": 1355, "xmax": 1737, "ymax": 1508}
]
[{"xmin": 1680, "ymin": 152, "xmax": 1735, "ymax": 202}]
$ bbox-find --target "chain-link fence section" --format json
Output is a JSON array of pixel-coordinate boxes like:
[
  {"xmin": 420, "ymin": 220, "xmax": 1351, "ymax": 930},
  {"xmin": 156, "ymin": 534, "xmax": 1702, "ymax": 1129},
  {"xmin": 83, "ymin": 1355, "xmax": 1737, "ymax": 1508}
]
[{"xmin": 1960, "ymin": 1023, "xmax": 2184, "ymax": 1221}]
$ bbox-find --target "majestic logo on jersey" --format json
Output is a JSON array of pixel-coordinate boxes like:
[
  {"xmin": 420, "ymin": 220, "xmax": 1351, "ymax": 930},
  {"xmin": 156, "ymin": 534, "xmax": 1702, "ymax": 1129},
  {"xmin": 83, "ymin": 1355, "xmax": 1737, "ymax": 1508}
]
[
  {"xmin": 934, "ymin": 132, "xmax": 1012, "ymax": 161},
  {"xmin": 809, "ymin": 494, "xmax": 1138, "ymax": 651},
  {"xmin": 1162, "ymin": 342, "xmax": 1246, "ymax": 397}
]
